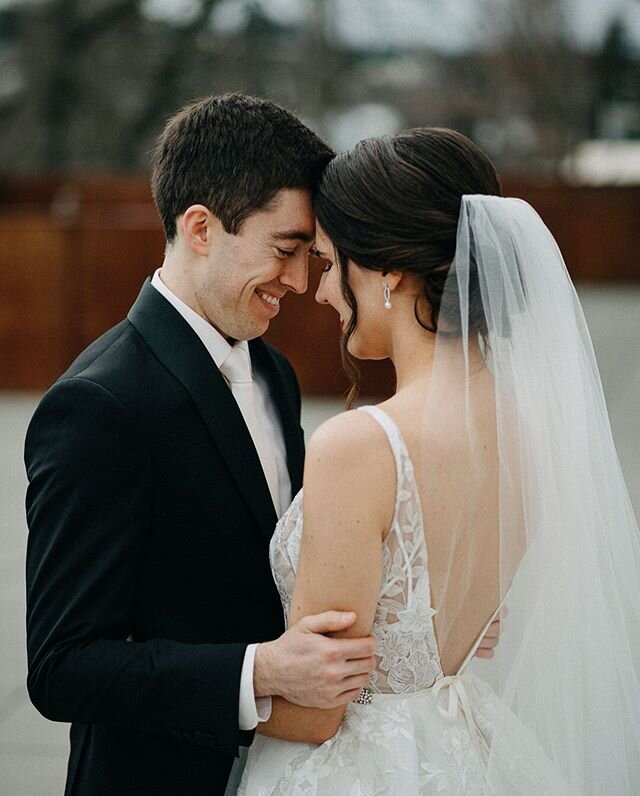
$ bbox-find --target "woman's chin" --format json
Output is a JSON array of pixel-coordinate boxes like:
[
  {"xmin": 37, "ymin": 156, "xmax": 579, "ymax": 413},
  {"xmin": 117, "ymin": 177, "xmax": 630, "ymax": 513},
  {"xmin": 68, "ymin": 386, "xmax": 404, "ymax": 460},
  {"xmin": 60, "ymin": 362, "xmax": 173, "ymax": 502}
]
[{"xmin": 346, "ymin": 341, "xmax": 387, "ymax": 361}]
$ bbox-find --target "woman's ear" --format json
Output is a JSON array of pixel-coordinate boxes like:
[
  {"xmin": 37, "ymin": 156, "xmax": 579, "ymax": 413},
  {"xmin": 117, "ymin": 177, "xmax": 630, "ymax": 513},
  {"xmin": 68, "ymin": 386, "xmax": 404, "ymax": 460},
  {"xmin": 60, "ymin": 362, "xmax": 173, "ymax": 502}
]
[
  {"xmin": 179, "ymin": 204, "xmax": 214, "ymax": 256},
  {"xmin": 382, "ymin": 270, "xmax": 403, "ymax": 292}
]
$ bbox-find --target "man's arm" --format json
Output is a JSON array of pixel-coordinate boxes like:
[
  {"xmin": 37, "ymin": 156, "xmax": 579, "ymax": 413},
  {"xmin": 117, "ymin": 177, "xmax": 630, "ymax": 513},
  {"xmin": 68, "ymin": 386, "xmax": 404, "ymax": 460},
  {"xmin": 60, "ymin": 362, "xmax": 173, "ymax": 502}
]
[
  {"xmin": 26, "ymin": 377, "xmax": 376, "ymax": 751},
  {"xmin": 25, "ymin": 377, "xmax": 248, "ymax": 752}
]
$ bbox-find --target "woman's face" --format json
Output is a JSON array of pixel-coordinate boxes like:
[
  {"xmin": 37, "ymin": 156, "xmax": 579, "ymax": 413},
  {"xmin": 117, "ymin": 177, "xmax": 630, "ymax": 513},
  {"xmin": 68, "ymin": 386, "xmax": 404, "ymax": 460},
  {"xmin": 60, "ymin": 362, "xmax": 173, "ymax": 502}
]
[{"xmin": 314, "ymin": 224, "xmax": 389, "ymax": 360}]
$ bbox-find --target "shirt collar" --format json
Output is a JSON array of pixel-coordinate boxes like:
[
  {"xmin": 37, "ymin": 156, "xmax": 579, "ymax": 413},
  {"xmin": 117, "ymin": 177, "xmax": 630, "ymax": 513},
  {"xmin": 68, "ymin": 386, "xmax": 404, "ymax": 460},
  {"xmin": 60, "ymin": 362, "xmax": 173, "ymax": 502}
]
[{"xmin": 150, "ymin": 268, "xmax": 250, "ymax": 373}]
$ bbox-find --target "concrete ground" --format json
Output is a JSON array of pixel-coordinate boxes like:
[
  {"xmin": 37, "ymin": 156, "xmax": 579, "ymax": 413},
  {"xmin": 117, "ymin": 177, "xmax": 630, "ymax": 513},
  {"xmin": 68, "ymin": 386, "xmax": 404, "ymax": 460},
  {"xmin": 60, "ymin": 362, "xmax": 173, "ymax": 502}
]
[{"xmin": 1, "ymin": 284, "xmax": 638, "ymax": 794}]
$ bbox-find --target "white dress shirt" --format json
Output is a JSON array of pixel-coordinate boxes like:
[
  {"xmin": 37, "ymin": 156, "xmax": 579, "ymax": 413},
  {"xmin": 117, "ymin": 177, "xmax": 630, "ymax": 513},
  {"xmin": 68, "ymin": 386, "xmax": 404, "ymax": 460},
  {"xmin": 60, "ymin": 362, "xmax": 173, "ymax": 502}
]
[{"xmin": 151, "ymin": 269, "xmax": 292, "ymax": 729}]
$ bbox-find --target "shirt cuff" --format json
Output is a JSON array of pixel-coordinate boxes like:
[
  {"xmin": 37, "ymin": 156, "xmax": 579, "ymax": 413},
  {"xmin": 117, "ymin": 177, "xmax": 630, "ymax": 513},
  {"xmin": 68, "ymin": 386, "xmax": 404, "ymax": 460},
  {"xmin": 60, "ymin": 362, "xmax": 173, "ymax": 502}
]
[{"xmin": 238, "ymin": 643, "xmax": 273, "ymax": 730}]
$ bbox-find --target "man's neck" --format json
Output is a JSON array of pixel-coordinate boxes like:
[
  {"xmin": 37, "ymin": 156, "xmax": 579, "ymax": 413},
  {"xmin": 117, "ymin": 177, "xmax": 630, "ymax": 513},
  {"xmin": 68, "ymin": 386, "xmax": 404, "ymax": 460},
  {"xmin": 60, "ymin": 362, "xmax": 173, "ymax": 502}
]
[{"xmin": 157, "ymin": 259, "xmax": 198, "ymax": 313}]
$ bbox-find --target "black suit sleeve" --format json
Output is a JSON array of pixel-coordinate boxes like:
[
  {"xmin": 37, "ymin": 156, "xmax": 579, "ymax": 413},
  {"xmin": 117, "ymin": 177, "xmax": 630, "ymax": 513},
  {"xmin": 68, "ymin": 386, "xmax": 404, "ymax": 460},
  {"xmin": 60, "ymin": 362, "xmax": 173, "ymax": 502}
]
[{"xmin": 25, "ymin": 377, "xmax": 247, "ymax": 754}]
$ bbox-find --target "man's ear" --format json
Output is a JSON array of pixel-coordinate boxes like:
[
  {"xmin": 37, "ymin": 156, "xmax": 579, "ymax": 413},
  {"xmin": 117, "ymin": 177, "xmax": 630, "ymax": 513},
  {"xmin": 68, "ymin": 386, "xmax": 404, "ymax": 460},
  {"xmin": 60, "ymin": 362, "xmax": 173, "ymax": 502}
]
[{"xmin": 179, "ymin": 205, "xmax": 216, "ymax": 256}]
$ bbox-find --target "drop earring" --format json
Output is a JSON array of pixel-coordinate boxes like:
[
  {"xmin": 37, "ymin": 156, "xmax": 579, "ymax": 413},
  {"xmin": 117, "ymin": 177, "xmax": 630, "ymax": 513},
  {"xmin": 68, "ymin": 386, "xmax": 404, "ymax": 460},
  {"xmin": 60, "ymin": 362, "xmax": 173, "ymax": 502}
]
[{"xmin": 383, "ymin": 282, "xmax": 392, "ymax": 310}]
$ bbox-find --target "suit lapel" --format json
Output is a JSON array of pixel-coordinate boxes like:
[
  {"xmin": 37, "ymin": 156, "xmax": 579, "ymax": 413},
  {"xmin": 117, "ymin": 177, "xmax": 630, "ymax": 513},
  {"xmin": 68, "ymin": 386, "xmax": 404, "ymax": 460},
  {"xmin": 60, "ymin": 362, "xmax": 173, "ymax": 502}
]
[
  {"xmin": 250, "ymin": 338, "xmax": 305, "ymax": 496},
  {"xmin": 128, "ymin": 279, "xmax": 278, "ymax": 539}
]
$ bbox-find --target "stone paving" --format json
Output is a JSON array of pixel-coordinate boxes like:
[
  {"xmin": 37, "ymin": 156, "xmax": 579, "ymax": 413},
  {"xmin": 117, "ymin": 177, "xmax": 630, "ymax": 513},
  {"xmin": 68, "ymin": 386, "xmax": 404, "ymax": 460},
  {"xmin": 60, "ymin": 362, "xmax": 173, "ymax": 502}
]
[{"xmin": 0, "ymin": 285, "xmax": 638, "ymax": 794}]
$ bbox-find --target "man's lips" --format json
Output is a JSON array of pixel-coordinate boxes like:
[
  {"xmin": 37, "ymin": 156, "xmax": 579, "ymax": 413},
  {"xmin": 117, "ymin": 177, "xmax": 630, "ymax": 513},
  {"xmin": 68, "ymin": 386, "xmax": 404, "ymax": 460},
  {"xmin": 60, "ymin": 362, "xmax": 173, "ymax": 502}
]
[{"xmin": 255, "ymin": 288, "xmax": 282, "ymax": 307}]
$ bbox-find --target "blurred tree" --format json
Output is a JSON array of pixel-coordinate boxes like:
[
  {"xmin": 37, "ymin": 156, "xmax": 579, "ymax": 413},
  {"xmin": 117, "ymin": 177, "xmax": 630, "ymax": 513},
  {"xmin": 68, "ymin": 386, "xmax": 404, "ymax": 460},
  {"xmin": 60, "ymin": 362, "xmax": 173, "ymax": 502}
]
[
  {"xmin": 465, "ymin": 0, "xmax": 591, "ymax": 168},
  {"xmin": 116, "ymin": 0, "xmax": 221, "ymax": 167},
  {"xmin": 0, "ymin": 5, "xmax": 19, "ymax": 46},
  {"xmin": 590, "ymin": 17, "xmax": 640, "ymax": 139},
  {"xmin": 38, "ymin": 0, "xmax": 143, "ymax": 169},
  {"xmin": 596, "ymin": 18, "xmax": 631, "ymax": 105},
  {"xmin": 0, "ymin": 0, "xmax": 353, "ymax": 171},
  {"xmin": 0, "ymin": 6, "xmax": 22, "ymax": 124},
  {"xmin": 0, "ymin": 0, "xmax": 147, "ymax": 170},
  {"xmin": 0, "ymin": 0, "xmax": 230, "ymax": 170},
  {"xmin": 0, "ymin": 0, "xmax": 636, "ymax": 174}
]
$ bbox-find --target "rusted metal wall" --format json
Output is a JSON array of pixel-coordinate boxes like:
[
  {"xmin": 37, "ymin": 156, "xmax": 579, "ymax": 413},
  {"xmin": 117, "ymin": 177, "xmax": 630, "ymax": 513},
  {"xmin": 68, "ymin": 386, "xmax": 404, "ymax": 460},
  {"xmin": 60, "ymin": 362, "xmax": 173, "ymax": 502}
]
[{"xmin": 1, "ymin": 176, "xmax": 638, "ymax": 393}]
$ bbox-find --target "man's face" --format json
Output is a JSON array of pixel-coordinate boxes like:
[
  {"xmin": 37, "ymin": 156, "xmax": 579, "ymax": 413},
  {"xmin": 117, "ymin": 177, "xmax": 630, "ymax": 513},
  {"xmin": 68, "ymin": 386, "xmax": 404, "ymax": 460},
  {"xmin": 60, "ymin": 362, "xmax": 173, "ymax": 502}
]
[{"xmin": 192, "ymin": 188, "xmax": 316, "ymax": 340}]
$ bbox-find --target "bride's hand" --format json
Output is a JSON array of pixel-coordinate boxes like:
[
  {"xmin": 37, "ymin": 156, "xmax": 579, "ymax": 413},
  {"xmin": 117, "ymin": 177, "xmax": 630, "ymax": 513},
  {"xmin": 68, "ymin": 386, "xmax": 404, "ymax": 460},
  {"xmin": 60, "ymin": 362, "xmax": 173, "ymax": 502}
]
[
  {"xmin": 253, "ymin": 610, "xmax": 376, "ymax": 709},
  {"xmin": 474, "ymin": 611, "xmax": 507, "ymax": 659}
]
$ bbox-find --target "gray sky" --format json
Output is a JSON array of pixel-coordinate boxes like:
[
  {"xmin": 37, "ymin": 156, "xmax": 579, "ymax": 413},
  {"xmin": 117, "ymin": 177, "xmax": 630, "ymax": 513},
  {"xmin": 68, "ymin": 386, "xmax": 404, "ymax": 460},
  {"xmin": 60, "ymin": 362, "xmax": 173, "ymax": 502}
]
[
  {"xmin": 313, "ymin": 0, "xmax": 640, "ymax": 51},
  {"xmin": 141, "ymin": 0, "xmax": 640, "ymax": 51},
  {"xmin": 2, "ymin": 0, "xmax": 639, "ymax": 51}
]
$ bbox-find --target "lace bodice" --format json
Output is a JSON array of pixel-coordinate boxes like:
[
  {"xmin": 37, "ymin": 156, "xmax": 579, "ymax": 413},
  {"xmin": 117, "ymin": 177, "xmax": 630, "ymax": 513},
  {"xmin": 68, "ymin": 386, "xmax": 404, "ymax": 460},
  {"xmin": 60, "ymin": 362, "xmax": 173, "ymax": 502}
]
[
  {"xmin": 269, "ymin": 405, "xmax": 444, "ymax": 694},
  {"xmin": 242, "ymin": 407, "xmax": 569, "ymax": 795}
]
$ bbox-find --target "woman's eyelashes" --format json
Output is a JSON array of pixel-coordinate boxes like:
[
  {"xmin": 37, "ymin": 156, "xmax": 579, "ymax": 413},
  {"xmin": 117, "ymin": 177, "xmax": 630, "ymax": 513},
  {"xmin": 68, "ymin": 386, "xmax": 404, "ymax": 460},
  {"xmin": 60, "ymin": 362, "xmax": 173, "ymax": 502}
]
[
  {"xmin": 274, "ymin": 244, "xmax": 334, "ymax": 269},
  {"xmin": 310, "ymin": 247, "xmax": 333, "ymax": 272}
]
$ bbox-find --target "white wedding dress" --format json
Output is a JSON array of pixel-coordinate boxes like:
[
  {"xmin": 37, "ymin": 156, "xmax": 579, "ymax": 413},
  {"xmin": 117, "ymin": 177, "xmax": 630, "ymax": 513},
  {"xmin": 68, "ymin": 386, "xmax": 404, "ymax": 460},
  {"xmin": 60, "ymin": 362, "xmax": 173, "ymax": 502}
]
[{"xmin": 238, "ymin": 405, "xmax": 569, "ymax": 795}]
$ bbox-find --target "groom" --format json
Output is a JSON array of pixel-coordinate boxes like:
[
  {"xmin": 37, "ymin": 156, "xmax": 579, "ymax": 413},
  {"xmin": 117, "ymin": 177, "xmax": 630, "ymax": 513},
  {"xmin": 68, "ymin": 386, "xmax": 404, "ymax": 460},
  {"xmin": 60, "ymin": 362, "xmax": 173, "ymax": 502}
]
[{"xmin": 24, "ymin": 94, "xmax": 377, "ymax": 795}]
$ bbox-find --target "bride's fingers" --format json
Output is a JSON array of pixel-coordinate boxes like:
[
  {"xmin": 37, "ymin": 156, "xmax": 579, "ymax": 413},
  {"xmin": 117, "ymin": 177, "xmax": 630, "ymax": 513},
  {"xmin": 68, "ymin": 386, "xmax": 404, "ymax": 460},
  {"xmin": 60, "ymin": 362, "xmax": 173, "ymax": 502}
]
[
  {"xmin": 480, "ymin": 619, "xmax": 501, "ymax": 643},
  {"xmin": 474, "ymin": 618, "xmax": 502, "ymax": 658}
]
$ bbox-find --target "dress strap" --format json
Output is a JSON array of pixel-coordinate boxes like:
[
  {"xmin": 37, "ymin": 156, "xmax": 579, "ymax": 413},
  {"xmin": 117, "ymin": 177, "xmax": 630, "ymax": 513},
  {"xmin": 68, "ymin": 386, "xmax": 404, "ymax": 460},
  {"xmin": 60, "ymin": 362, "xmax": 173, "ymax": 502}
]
[{"xmin": 357, "ymin": 405, "xmax": 411, "ymax": 482}]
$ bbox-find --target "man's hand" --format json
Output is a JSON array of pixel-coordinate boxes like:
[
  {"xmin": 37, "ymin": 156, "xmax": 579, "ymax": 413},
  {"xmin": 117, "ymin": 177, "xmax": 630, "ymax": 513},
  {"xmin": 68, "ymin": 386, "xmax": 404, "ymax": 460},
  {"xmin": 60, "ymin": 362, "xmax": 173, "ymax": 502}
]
[
  {"xmin": 474, "ymin": 617, "xmax": 501, "ymax": 660},
  {"xmin": 253, "ymin": 611, "xmax": 376, "ymax": 709}
]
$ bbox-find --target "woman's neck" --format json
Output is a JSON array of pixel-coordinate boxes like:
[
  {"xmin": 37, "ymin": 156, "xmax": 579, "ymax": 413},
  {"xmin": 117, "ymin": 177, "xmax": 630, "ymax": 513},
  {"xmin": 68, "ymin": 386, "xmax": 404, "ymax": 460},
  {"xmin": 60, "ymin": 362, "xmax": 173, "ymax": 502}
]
[
  {"xmin": 387, "ymin": 315, "xmax": 437, "ymax": 393},
  {"xmin": 388, "ymin": 316, "xmax": 484, "ymax": 395}
]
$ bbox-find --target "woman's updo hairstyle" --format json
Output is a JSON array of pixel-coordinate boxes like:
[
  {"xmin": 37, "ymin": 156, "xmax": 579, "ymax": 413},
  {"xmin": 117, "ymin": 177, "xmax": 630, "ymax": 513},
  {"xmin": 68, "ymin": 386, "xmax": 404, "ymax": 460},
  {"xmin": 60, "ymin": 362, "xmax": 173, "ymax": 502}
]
[{"xmin": 314, "ymin": 128, "xmax": 501, "ymax": 404}]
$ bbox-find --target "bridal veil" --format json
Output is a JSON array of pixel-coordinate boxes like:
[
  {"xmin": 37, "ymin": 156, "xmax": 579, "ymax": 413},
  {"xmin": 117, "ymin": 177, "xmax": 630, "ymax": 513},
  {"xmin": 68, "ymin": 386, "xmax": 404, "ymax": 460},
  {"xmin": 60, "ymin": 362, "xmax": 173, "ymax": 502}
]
[{"xmin": 422, "ymin": 194, "xmax": 640, "ymax": 792}]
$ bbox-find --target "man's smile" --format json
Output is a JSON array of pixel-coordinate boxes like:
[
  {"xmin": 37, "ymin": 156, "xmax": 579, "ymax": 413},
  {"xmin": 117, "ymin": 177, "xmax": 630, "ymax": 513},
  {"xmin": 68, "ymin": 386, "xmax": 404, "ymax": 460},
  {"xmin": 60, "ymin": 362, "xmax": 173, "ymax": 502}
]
[{"xmin": 255, "ymin": 288, "xmax": 282, "ymax": 312}]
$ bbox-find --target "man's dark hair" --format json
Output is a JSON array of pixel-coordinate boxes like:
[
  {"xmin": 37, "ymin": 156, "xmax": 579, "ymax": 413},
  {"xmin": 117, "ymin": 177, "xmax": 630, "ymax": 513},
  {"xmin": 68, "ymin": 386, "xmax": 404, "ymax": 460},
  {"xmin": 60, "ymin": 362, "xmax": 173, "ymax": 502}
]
[{"xmin": 151, "ymin": 93, "xmax": 334, "ymax": 242}]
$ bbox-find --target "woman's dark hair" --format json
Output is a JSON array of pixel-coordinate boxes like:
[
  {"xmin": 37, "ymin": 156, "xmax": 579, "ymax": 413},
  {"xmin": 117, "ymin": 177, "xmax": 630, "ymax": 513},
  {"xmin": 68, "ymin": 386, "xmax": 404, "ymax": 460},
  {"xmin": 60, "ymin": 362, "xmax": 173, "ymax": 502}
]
[
  {"xmin": 152, "ymin": 93, "xmax": 334, "ymax": 242},
  {"xmin": 314, "ymin": 128, "xmax": 501, "ymax": 406}
]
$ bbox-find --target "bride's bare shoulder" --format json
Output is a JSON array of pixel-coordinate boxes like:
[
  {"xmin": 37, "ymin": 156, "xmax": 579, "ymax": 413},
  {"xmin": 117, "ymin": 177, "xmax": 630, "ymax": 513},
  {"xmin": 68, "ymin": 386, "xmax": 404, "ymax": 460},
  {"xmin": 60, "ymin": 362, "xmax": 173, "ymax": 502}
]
[
  {"xmin": 307, "ymin": 408, "xmax": 386, "ymax": 461},
  {"xmin": 304, "ymin": 408, "xmax": 396, "ymax": 532},
  {"xmin": 304, "ymin": 408, "xmax": 394, "ymax": 485}
]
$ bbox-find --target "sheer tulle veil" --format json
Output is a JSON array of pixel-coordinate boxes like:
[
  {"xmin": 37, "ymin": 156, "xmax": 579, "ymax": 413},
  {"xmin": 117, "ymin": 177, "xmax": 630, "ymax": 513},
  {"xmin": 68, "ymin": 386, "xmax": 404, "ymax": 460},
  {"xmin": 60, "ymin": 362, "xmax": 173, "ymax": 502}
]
[{"xmin": 424, "ymin": 194, "xmax": 640, "ymax": 792}]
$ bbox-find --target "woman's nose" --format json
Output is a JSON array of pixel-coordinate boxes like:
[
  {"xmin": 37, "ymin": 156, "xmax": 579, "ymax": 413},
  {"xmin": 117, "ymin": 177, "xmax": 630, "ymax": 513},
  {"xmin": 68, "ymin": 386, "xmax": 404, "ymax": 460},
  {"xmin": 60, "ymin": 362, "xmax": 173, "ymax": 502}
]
[{"xmin": 315, "ymin": 275, "xmax": 329, "ymax": 305}]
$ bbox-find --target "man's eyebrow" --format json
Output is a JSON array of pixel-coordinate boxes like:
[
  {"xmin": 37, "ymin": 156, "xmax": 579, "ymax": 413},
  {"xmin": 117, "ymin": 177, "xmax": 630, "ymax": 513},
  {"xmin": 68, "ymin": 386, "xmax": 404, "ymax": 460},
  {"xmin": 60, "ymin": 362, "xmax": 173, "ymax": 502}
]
[{"xmin": 272, "ymin": 230, "xmax": 314, "ymax": 243}]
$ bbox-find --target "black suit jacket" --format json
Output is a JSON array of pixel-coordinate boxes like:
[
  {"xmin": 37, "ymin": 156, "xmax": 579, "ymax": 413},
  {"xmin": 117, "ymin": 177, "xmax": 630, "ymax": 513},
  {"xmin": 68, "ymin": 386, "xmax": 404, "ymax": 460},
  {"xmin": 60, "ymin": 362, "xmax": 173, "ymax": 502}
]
[{"xmin": 24, "ymin": 279, "xmax": 305, "ymax": 795}]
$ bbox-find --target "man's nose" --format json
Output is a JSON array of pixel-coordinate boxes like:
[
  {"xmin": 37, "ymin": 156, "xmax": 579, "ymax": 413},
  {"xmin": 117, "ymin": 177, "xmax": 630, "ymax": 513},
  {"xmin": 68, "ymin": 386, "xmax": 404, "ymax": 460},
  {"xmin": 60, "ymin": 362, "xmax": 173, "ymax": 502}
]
[{"xmin": 280, "ymin": 256, "xmax": 308, "ymax": 295}]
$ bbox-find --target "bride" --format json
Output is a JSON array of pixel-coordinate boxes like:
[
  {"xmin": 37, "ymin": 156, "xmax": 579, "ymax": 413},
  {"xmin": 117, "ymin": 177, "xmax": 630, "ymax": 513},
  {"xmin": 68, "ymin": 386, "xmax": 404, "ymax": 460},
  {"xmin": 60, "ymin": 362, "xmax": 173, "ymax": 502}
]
[{"xmin": 239, "ymin": 128, "xmax": 640, "ymax": 794}]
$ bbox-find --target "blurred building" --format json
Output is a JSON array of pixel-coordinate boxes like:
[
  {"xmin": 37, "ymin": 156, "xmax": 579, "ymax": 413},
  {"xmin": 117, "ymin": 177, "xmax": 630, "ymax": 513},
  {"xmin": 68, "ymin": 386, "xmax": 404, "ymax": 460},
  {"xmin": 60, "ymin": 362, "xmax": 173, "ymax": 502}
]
[
  {"xmin": 0, "ymin": 0, "xmax": 638, "ymax": 393},
  {"xmin": 0, "ymin": 0, "xmax": 638, "ymax": 172}
]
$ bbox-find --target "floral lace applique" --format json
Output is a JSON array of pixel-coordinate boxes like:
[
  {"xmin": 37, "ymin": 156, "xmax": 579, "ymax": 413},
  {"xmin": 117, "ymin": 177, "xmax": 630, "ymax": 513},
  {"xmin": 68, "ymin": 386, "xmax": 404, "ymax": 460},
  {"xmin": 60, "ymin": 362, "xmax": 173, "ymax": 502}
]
[
  {"xmin": 240, "ymin": 407, "xmax": 568, "ymax": 796},
  {"xmin": 269, "ymin": 405, "xmax": 443, "ymax": 695}
]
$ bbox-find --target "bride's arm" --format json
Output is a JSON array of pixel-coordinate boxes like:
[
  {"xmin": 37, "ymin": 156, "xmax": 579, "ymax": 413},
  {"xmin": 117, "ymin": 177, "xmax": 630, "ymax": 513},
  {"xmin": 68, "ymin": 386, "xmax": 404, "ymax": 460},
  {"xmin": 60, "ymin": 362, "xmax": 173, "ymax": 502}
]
[{"xmin": 257, "ymin": 411, "xmax": 395, "ymax": 743}]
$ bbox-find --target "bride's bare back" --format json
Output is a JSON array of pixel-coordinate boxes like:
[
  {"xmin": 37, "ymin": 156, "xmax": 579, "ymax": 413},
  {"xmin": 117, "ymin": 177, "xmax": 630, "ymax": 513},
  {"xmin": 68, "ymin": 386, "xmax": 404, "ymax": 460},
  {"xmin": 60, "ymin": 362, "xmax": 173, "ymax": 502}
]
[{"xmin": 379, "ymin": 361, "xmax": 501, "ymax": 675}]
